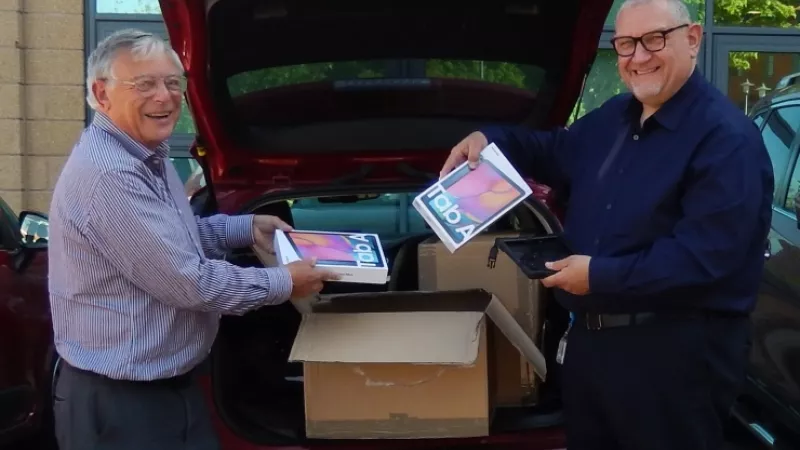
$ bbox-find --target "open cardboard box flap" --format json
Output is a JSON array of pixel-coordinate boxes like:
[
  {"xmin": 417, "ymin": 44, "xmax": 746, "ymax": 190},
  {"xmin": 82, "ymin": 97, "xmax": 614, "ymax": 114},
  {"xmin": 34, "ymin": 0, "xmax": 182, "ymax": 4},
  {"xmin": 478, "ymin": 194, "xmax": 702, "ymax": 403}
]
[{"xmin": 288, "ymin": 289, "xmax": 547, "ymax": 380}]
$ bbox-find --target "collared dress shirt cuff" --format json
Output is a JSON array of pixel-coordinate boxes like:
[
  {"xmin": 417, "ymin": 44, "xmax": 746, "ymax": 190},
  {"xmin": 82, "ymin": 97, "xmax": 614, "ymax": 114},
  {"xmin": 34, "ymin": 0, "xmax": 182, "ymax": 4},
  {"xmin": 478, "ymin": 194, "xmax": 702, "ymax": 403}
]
[
  {"xmin": 264, "ymin": 266, "xmax": 294, "ymax": 304},
  {"xmin": 588, "ymin": 256, "xmax": 623, "ymax": 295},
  {"xmin": 225, "ymin": 214, "xmax": 256, "ymax": 249}
]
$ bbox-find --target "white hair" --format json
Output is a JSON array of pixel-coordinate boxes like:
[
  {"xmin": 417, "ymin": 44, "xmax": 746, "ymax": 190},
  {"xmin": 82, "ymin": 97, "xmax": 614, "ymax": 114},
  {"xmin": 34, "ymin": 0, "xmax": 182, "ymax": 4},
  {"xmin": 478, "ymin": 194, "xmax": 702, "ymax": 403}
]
[
  {"xmin": 616, "ymin": 0, "xmax": 693, "ymax": 25},
  {"xmin": 85, "ymin": 29, "xmax": 183, "ymax": 110}
]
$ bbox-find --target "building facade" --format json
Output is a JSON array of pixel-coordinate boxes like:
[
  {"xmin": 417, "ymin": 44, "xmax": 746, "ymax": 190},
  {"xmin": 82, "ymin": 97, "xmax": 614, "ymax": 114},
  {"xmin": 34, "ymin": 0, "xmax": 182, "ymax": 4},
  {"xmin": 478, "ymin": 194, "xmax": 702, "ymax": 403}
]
[{"xmin": 0, "ymin": 0, "xmax": 798, "ymax": 213}]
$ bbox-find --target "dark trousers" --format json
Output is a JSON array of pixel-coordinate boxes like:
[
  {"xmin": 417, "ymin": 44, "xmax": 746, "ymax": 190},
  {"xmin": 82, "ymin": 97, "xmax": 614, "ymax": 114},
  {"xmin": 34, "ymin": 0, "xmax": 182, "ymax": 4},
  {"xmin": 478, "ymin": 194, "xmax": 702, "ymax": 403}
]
[
  {"xmin": 53, "ymin": 361, "xmax": 220, "ymax": 450},
  {"xmin": 561, "ymin": 313, "xmax": 750, "ymax": 450}
]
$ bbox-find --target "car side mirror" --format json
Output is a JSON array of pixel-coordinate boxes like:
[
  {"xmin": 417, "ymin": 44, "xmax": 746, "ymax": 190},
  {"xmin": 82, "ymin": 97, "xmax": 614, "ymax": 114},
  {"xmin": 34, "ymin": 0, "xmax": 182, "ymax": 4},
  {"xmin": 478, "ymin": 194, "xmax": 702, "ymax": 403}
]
[
  {"xmin": 15, "ymin": 210, "xmax": 49, "ymax": 272},
  {"xmin": 19, "ymin": 210, "xmax": 49, "ymax": 247}
]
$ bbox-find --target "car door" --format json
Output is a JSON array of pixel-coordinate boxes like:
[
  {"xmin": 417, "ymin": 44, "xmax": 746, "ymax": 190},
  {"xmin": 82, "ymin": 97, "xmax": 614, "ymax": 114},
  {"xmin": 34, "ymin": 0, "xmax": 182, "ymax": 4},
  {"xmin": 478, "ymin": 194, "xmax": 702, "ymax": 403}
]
[
  {"xmin": 0, "ymin": 197, "xmax": 32, "ymax": 439},
  {"xmin": 748, "ymin": 102, "xmax": 800, "ymax": 438},
  {"xmin": 0, "ymin": 197, "xmax": 52, "ymax": 443}
]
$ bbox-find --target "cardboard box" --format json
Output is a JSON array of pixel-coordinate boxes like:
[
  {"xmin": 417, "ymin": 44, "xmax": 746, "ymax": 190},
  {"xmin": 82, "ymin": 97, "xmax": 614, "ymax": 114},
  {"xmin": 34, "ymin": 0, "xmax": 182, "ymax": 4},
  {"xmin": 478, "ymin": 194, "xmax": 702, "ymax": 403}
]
[
  {"xmin": 274, "ymin": 229, "xmax": 389, "ymax": 285},
  {"xmin": 412, "ymin": 143, "xmax": 533, "ymax": 253},
  {"xmin": 288, "ymin": 289, "xmax": 547, "ymax": 439},
  {"xmin": 418, "ymin": 233, "xmax": 546, "ymax": 405}
]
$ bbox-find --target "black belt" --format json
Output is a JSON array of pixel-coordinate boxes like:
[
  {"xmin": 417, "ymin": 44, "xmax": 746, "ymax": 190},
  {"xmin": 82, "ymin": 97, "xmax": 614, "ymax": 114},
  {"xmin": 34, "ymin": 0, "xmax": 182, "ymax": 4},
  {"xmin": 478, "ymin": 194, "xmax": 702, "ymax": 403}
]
[
  {"xmin": 576, "ymin": 310, "xmax": 747, "ymax": 331},
  {"xmin": 62, "ymin": 361, "xmax": 195, "ymax": 390}
]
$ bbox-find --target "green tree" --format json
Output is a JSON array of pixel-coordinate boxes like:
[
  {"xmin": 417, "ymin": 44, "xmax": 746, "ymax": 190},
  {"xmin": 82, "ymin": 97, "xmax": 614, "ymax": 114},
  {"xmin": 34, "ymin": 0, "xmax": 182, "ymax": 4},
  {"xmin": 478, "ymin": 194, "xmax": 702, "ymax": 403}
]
[{"xmin": 688, "ymin": 0, "xmax": 799, "ymax": 72}]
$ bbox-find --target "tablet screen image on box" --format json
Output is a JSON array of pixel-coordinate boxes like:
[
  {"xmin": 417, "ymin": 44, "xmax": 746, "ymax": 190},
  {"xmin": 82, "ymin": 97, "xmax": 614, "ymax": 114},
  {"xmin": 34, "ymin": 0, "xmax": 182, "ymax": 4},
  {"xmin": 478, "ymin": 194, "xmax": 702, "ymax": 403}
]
[
  {"xmin": 274, "ymin": 230, "xmax": 389, "ymax": 284},
  {"xmin": 494, "ymin": 235, "xmax": 573, "ymax": 279},
  {"xmin": 413, "ymin": 143, "xmax": 533, "ymax": 253}
]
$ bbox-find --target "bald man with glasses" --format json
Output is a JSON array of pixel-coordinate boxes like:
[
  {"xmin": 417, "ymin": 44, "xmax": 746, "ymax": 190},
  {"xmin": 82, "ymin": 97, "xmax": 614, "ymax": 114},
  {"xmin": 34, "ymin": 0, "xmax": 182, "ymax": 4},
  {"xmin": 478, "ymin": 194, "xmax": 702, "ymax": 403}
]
[{"xmin": 440, "ymin": 1, "xmax": 774, "ymax": 449}]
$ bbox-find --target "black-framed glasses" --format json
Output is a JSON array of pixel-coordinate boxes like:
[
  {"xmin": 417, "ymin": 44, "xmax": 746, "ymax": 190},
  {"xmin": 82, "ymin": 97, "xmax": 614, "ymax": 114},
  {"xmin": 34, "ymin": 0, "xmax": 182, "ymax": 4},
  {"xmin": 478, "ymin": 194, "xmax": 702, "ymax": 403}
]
[{"xmin": 610, "ymin": 24, "xmax": 689, "ymax": 57}]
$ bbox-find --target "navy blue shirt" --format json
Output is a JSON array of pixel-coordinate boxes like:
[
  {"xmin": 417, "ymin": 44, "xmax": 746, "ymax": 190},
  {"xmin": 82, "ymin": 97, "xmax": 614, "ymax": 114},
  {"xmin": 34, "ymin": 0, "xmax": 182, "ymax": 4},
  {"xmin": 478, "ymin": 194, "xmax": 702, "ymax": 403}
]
[{"xmin": 481, "ymin": 69, "xmax": 774, "ymax": 314}]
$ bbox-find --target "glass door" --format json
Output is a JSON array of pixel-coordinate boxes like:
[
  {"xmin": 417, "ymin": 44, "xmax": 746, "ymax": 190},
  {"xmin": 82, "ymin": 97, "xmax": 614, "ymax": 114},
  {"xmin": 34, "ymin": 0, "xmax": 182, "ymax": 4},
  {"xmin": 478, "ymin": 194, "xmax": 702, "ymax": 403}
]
[{"xmin": 713, "ymin": 35, "xmax": 800, "ymax": 114}]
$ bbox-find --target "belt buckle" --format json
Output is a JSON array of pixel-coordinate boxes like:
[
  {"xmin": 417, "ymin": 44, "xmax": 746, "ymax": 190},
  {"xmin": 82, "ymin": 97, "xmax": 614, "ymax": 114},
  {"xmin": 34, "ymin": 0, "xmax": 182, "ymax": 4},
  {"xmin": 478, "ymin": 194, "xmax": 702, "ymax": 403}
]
[{"xmin": 585, "ymin": 313, "xmax": 603, "ymax": 330}]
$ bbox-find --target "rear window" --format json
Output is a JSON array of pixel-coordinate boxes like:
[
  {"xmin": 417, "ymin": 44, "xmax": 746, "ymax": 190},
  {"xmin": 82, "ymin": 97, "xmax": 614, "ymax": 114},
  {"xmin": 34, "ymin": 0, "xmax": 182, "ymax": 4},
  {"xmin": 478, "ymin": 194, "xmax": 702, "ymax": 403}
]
[
  {"xmin": 227, "ymin": 59, "xmax": 545, "ymax": 97},
  {"xmin": 290, "ymin": 193, "xmax": 429, "ymax": 244}
]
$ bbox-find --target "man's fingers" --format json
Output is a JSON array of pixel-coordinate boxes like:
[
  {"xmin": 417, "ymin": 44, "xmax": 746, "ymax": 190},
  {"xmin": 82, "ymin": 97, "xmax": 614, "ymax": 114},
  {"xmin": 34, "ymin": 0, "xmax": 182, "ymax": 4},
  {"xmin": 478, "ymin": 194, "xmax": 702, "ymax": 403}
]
[
  {"xmin": 541, "ymin": 271, "xmax": 565, "ymax": 289},
  {"xmin": 440, "ymin": 149, "xmax": 466, "ymax": 179},
  {"xmin": 545, "ymin": 256, "xmax": 572, "ymax": 271},
  {"xmin": 466, "ymin": 143, "xmax": 481, "ymax": 168},
  {"xmin": 314, "ymin": 269, "xmax": 341, "ymax": 281},
  {"xmin": 270, "ymin": 216, "xmax": 293, "ymax": 232}
]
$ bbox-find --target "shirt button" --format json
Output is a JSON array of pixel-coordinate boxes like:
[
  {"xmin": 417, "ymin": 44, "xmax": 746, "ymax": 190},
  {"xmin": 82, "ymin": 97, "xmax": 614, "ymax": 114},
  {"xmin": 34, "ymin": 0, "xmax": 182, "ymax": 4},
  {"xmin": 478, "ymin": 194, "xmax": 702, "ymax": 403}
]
[
  {"xmin": 606, "ymin": 203, "xmax": 612, "ymax": 210},
  {"xmin": 633, "ymin": 134, "xmax": 639, "ymax": 140},
  {"xmin": 618, "ymin": 168, "xmax": 624, "ymax": 174},
  {"xmin": 594, "ymin": 238, "xmax": 600, "ymax": 246}
]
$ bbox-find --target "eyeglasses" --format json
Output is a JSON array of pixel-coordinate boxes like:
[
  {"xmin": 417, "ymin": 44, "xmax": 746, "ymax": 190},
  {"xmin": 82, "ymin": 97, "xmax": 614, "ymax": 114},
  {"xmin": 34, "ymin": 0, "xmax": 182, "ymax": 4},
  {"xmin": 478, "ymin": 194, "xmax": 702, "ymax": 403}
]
[
  {"xmin": 106, "ymin": 74, "xmax": 188, "ymax": 96},
  {"xmin": 610, "ymin": 24, "xmax": 689, "ymax": 57}
]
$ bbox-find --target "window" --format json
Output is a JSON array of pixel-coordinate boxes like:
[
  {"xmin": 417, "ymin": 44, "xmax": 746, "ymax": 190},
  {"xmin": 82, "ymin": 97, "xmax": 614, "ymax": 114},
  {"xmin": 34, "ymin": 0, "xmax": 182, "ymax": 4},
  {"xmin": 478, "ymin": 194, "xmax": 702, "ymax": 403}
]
[
  {"xmin": 761, "ymin": 106, "xmax": 800, "ymax": 198},
  {"xmin": 752, "ymin": 110, "xmax": 768, "ymax": 130},
  {"xmin": 724, "ymin": 51, "xmax": 800, "ymax": 113},
  {"xmin": 96, "ymin": 0, "xmax": 161, "ymax": 14},
  {"xmin": 290, "ymin": 193, "xmax": 428, "ymax": 244},
  {"xmin": 569, "ymin": 49, "xmax": 627, "ymax": 123},
  {"xmin": 713, "ymin": 0, "xmax": 800, "ymax": 28},
  {"xmin": 227, "ymin": 59, "xmax": 545, "ymax": 97},
  {"xmin": 170, "ymin": 157, "xmax": 206, "ymax": 198}
]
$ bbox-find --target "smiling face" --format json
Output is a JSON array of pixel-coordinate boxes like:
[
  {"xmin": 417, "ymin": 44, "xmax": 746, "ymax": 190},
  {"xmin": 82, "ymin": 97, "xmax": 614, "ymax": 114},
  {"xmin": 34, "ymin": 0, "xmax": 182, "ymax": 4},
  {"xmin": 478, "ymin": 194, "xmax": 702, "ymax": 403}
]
[
  {"xmin": 614, "ymin": 0, "xmax": 702, "ymax": 112},
  {"xmin": 91, "ymin": 49, "xmax": 184, "ymax": 149}
]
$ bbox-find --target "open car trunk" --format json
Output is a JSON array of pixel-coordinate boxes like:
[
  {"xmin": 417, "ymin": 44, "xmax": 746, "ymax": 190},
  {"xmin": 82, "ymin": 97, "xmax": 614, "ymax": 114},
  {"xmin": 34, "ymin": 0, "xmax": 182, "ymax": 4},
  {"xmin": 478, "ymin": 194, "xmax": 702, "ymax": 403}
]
[
  {"xmin": 158, "ymin": 0, "xmax": 614, "ymax": 444},
  {"xmin": 208, "ymin": 189, "xmax": 570, "ymax": 446}
]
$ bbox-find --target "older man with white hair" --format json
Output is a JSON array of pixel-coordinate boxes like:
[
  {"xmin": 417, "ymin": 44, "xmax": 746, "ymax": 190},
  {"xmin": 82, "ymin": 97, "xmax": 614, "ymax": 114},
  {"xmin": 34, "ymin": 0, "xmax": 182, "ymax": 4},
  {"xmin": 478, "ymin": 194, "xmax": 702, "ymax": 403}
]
[
  {"xmin": 441, "ymin": 0, "xmax": 774, "ymax": 449},
  {"xmin": 48, "ymin": 29, "xmax": 337, "ymax": 450}
]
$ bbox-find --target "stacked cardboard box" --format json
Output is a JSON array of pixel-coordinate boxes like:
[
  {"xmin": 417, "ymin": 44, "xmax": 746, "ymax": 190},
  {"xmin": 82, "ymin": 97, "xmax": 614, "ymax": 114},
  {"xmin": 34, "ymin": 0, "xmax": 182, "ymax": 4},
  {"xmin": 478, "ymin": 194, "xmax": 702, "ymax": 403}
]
[
  {"xmin": 252, "ymin": 232, "xmax": 548, "ymax": 440},
  {"xmin": 287, "ymin": 289, "xmax": 546, "ymax": 439},
  {"xmin": 418, "ymin": 232, "xmax": 546, "ymax": 405}
]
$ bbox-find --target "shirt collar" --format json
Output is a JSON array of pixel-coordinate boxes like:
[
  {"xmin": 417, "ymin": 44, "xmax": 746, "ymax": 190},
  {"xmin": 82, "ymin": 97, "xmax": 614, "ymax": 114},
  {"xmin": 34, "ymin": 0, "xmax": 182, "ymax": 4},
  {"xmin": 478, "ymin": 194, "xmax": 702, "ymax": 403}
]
[
  {"xmin": 91, "ymin": 112, "xmax": 171, "ymax": 161},
  {"xmin": 624, "ymin": 68, "xmax": 705, "ymax": 131}
]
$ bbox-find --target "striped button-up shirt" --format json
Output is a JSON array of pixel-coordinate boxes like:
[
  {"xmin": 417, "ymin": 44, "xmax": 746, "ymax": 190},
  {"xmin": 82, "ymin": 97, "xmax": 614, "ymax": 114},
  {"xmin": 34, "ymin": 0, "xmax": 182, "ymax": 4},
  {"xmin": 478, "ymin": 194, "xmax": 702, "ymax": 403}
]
[{"xmin": 49, "ymin": 113, "xmax": 293, "ymax": 381}]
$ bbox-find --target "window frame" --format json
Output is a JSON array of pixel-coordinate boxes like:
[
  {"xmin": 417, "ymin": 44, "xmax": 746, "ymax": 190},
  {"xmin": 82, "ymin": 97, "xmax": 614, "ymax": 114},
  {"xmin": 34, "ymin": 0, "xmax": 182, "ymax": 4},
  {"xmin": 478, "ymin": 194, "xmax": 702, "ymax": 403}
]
[{"xmin": 772, "ymin": 101, "xmax": 800, "ymax": 213}]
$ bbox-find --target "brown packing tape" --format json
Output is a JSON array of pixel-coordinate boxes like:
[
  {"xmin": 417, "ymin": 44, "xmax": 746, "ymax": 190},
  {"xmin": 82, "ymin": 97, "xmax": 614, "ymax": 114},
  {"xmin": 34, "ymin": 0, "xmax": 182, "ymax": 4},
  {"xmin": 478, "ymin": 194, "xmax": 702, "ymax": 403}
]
[
  {"xmin": 352, "ymin": 366, "xmax": 448, "ymax": 387},
  {"xmin": 306, "ymin": 417, "xmax": 489, "ymax": 439}
]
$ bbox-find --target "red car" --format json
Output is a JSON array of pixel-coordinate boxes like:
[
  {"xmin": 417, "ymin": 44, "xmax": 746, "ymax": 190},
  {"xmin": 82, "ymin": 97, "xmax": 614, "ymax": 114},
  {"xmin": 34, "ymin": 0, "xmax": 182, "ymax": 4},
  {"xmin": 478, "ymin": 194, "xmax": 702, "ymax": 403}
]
[
  {"xmin": 2, "ymin": 0, "xmax": 613, "ymax": 448},
  {"xmin": 0, "ymin": 206, "xmax": 53, "ymax": 448}
]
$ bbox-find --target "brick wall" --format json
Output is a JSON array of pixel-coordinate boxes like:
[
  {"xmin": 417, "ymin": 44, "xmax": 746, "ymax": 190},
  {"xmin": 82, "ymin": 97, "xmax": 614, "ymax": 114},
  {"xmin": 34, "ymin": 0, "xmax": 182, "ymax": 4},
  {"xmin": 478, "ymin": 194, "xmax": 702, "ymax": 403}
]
[{"xmin": 0, "ymin": 0, "xmax": 85, "ymax": 213}]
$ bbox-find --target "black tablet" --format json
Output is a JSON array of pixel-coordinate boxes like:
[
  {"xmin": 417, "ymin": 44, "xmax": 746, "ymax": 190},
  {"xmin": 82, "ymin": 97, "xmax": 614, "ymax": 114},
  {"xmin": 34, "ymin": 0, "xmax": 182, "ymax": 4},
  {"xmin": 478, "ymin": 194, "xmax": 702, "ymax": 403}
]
[{"xmin": 494, "ymin": 234, "xmax": 573, "ymax": 279}]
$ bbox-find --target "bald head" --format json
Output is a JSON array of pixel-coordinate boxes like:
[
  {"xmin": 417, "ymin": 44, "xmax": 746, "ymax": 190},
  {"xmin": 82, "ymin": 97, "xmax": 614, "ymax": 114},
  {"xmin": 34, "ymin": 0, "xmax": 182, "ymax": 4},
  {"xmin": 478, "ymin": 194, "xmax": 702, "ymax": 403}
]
[{"xmin": 616, "ymin": 0, "xmax": 692, "ymax": 27}]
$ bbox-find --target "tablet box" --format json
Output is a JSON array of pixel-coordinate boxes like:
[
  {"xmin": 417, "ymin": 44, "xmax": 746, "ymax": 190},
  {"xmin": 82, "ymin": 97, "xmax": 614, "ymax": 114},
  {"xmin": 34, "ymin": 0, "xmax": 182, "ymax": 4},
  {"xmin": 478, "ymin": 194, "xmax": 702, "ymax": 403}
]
[
  {"xmin": 418, "ymin": 232, "xmax": 546, "ymax": 405},
  {"xmin": 288, "ymin": 289, "xmax": 547, "ymax": 439},
  {"xmin": 274, "ymin": 229, "xmax": 389, "ymax": 285},
  {"xmin": 494, "ymin": 234, "xmax": 573, "ymax": 279},
  {"xmin": 412, "ymin": 143, "xmax": 533, "ymax": 253}
]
